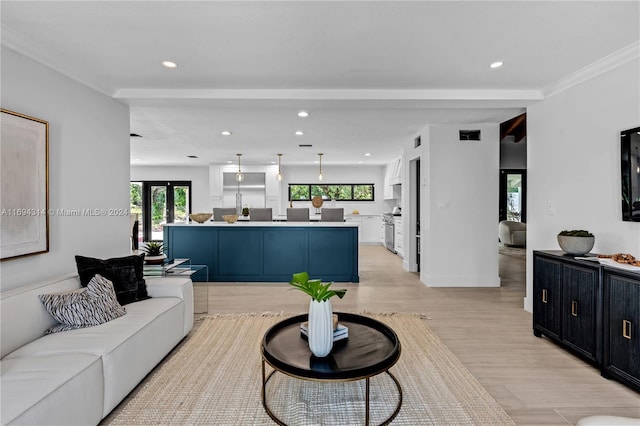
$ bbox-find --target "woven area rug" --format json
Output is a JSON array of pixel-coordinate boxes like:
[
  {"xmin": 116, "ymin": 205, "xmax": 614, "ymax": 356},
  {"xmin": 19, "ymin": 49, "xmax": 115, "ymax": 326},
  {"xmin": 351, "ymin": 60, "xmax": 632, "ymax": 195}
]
[{"xmin": 107, "ymin": 313, "xmax": 515, "ymax": 425}]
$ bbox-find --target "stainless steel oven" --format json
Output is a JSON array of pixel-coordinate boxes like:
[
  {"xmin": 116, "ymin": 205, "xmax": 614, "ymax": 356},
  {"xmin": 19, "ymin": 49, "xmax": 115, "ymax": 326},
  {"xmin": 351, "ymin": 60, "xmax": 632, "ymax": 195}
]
[{"xmin": 383, "ymin": 214, "xmax": 395, "ymax": 253}]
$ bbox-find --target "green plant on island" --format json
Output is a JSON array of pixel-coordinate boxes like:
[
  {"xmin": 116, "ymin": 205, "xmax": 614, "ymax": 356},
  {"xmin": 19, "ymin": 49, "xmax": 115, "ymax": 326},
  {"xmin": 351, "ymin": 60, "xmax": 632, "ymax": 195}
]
[
  {"xmin": 289, "ymin": 272, "xmax": 347, "ymax": 302},
  {"xmin": 242, "ymin": 207, "xmax": 249, "ymax": 216},
  {"xmin": 142, "ymin": 241, "xmax": 165, "ymax": 256},
  {"xmin": 558, "ymin": 230, "xmax": 594, "ymax": 237}
]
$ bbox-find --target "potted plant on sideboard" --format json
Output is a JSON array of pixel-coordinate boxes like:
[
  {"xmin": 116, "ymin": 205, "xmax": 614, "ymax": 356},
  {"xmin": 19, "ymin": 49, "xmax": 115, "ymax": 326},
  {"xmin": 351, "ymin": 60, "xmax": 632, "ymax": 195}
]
[{"xmin": 557, "ymin": 230, "xmax": 595, "ymax": 256}]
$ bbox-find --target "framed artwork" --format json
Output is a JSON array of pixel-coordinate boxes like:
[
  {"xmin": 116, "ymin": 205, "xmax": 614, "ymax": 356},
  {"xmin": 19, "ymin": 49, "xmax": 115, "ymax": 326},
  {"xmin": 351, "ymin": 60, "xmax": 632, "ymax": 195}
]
[{"xmin": 1, "ymin": 109, "xmax": 49, "ymax": 260}]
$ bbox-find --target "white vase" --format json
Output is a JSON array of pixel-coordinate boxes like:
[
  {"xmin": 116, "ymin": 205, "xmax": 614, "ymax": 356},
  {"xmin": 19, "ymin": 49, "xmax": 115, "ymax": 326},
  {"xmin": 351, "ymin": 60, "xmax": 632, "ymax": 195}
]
[{"xmin": 308, "ymin": 299, "xmax": 333, "ymax": 357}]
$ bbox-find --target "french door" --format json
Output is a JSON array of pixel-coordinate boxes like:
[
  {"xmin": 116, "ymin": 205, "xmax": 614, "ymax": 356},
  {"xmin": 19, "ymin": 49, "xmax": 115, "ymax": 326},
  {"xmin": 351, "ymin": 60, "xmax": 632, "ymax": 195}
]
[
  {"xmin": 499, "ymin": 170, "xmax": 526, "ymax": 222},
  {"xmin": 131, "ymin": 181, "xmax": 191, "ymax": 242}
]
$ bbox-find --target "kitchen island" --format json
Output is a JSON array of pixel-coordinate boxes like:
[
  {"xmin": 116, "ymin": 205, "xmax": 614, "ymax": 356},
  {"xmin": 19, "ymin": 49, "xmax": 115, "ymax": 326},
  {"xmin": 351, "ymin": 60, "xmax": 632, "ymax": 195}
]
[{"xmin": 163, "ymin": 222, "xmax": 359, "ymax": 282}]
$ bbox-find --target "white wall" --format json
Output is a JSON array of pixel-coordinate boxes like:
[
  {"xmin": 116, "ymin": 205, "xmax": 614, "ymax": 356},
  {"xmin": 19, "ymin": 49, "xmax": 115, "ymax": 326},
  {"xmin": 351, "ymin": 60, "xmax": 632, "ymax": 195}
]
[
  {"xmin": 130, "ymin": 165, "xmax": 210, "ymax": 213},
  {"xmin": 402, "ymin": 123, "xmax": 500, "ymax": 287},
  {"xmin": 525, "ymin": 58, "xmax": 640, "ymax": 312},
  {"xmin": 1, "ymin": 47, "xmax": 130, "ymax": 291},
  {"xmin": 278, "ymin": 164, "xmax": 394, "ymax": 215}
]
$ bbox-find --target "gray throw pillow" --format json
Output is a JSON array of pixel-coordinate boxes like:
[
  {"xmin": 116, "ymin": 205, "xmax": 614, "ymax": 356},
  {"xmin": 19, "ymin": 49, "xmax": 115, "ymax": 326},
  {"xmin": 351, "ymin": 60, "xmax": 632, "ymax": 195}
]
[{"xmin": 39, "ymin": 274, "xmax": 127, "ymax": 335}]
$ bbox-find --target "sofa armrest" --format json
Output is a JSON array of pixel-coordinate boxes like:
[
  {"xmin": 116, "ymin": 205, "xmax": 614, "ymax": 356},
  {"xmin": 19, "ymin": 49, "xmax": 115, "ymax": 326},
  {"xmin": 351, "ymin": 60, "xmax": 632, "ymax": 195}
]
[
  {"xmin": 145, "ymin": 276, "xmax": 192, "ymax": 299},
  {"xmin": 144, "ymin": 277, "xmax": 194, "ymax": 336}
]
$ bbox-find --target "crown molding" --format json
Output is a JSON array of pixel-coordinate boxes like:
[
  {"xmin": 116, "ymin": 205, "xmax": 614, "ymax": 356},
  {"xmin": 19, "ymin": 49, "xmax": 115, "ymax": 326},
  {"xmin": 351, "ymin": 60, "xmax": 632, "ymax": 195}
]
[{"xmin": 541, "ymin": 41, "xmax": 640, "ymax": 99}]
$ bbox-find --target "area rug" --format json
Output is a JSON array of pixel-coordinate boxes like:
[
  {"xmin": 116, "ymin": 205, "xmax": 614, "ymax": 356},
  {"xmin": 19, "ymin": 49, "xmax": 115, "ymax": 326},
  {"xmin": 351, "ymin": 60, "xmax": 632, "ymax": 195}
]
[{"xmin": 106, "ymin": 313, "xmax": 515, "ymax": 425}]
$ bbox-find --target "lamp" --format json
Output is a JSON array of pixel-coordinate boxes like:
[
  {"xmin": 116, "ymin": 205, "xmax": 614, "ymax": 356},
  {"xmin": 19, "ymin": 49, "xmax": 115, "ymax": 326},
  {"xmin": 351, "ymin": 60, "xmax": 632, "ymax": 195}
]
[
  {"xmin": 236, "ymin": 153, "xmax": 244, "ymax": 182},
  {"xmin": 318, "ymin": 153, "xmax": 324, "ymax": 181},
  {"xmin": 276, "ymin": 153, "xmax": 283, "ymax": 181}
]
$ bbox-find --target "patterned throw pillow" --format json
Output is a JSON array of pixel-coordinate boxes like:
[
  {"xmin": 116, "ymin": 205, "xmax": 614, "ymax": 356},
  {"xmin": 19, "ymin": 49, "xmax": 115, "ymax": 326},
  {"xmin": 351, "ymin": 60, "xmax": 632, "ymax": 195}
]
[
  {"xmin": 75, "ymin": 254, "xmax": 149, "ymax": 305},
  {"xmin": 39, "ymin": 274, "xmax": 127, "ymax": 335}
]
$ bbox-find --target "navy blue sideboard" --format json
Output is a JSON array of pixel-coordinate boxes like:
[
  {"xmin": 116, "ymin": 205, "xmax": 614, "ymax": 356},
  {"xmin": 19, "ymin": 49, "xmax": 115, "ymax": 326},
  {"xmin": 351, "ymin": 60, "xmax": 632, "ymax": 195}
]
[{"xmin": 163, "ymin": 223, "xmax": 359, "ymax": 282}]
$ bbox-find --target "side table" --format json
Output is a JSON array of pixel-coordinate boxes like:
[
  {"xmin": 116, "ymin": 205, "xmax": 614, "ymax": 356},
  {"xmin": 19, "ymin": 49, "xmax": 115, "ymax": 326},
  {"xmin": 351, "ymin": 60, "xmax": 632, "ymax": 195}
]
[{"xmin": 144, "ymin": 259, "xmax": 209, "ymax": 314}]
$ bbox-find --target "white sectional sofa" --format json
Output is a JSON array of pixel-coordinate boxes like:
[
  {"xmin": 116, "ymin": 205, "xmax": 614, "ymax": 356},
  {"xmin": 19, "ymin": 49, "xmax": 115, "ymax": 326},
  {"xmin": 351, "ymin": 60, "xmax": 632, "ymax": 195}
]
[{"xmin": 1, "ymin": 273, "xmax": 194, "ymax": 425}]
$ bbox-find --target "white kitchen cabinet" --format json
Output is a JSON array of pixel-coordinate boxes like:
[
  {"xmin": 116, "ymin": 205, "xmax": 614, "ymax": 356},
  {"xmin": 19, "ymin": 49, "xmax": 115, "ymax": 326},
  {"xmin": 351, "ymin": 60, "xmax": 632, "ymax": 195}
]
[
  {"xmin": 394, "ymin": 216, "xmax": 403, "ymax": 257},
  {"xmin": 361, "ymin": 215, "xmax": 382, "ymax": 244},
  {"xmin": 208, "ymin": 165, "xmax": 224, "ymax": 206},
  {"xmin": 384, "ymin": 157, "xmax": 403, "ymax": 199}
]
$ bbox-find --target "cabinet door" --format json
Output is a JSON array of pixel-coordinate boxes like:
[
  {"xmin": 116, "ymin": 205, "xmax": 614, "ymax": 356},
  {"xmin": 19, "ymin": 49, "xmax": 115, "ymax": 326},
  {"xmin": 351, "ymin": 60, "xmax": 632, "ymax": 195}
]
[
  {"xmin": 561, "ymin": 264, "xmax": 599, "ymax": 362},
  {"xmin": 533, "ymin": 255, "xmax": 561, "ymax": 338},
  {"xmin": 604, "ymin": 271, "xmax": 640, "ymax": 389},
  {"xmin": 361, "ymin": 216, "xmax": 381, "ymax": 243}
]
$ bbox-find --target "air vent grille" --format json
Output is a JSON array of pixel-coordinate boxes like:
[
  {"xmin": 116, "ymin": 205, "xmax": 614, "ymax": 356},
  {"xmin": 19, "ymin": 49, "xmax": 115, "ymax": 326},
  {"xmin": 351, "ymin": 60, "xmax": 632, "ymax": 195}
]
[{"xmin": 459, "ymin": 130, "xmax": 481, "ymax": 141}]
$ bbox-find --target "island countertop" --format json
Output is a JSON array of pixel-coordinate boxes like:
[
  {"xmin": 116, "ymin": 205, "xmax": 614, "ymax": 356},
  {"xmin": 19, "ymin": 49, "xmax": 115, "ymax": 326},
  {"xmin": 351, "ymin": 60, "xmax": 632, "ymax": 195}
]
[{"xmin": 164, "ymin": 221, "xmax": 358, "ymax": 227}]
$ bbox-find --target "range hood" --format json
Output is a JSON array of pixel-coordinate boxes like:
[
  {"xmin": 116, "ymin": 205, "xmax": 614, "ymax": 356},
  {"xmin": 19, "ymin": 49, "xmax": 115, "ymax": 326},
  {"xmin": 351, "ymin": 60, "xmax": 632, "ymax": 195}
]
[{"xmin": 222, "ymin": 172, "xmax": 266, "ymax": 189}]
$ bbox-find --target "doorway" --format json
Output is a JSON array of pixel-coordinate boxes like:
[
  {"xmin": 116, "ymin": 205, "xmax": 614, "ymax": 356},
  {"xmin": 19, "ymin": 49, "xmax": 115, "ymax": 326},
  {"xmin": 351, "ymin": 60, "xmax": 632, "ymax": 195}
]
[
  {"xmin": 499, "ymin": 170, "xmax": 526, "ymax": 222},
  {"xmin": 409, "ymin": 157, "xmax": 421, "ymax": 272},
  {"xmin": 131, "ymin": 181, "xmax": 192, "ymax": 242}
]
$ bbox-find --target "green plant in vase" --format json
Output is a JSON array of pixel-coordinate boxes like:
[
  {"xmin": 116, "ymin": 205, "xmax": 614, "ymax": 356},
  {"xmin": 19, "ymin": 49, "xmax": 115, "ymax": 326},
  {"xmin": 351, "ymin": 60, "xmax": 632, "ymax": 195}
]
[
  {"xmin": 142, "ymin": 241, "xmax": 167, "ymax": 264},
  {"xmin": 290, "ymin": 272, "xmax": 347, "ymax": 357},
  {"xmin": 557, "ymin": 230, "xmax": 595, "ymax": 256}
]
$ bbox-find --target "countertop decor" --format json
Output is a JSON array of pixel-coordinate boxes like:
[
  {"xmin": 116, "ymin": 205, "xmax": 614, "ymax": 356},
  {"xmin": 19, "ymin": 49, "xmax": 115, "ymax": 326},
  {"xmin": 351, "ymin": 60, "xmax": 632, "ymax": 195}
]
[
  {"xmin": 557, "ymin": 229, "xmax": 595, "ymax": 256},
  {"xmin": 189, "ymin": 213, "xmax": 213, "ymax": 223}
]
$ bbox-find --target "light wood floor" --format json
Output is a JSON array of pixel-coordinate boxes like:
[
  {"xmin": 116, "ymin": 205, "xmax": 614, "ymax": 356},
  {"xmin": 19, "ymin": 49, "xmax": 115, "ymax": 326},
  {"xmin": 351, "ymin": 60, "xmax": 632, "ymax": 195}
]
[{"xmin": 194, "ymin": 245, "xmax": 640, "ymax": 425}]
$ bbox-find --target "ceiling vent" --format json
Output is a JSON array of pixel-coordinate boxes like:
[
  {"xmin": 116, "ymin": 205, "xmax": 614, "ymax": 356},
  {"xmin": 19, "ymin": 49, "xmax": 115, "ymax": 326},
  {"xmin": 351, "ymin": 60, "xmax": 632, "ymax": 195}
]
[
  {"xmin": 459, "ymin": 130, "xmax": 481, "ymax": 141},
  {"xmin": 130, "ymin": 133, "xmax": 142, "ymax": 138},
  {"xmin": 298, "ymin": 144, "xmax": 313, "ymax": 147}
]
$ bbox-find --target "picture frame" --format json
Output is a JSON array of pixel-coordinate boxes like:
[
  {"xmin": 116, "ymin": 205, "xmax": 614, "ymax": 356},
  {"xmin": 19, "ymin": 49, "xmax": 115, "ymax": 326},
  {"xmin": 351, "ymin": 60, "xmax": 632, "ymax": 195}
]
[{"xmin": 1, "ymin": 109, "xmax": 49, "ymax": 260}]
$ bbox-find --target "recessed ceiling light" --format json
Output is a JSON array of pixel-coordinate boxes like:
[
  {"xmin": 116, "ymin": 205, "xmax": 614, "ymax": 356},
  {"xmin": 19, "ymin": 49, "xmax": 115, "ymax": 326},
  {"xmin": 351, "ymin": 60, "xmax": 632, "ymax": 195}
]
[
  {"xmin": 131, "ymin": 158, "xmax": 141, "ymax": 161},
  {"xmin": 162, "ymin": 61, "xmax": 178, "ymax": 68},
  {"xmin": 297, "ymin": 111, "xmax": 309, "ymax": 117},
  {"xmin": 490, "ymin": 61, "xmax": 503, "ymax": 69},
  {"xmin": 364, "ymin": 153, "xmax": 371, "ymax": 157},
  {"xmin": 357, "ymin": 161, "xmax": 364, "ymax": 164},
  {"xmin": 270, "ymin": 161, "xmax": 276, "ymax": 164},
  {"xmin": 221, "ymin": 130, "xmax": 232, "ymax": 136},
  {"xmin": 295, "ymin": 130, "xmax": 304, "ymax": 136},
  {"xmin": 226, "ymin": 160, "xmax": 233, "ymax": 164}
]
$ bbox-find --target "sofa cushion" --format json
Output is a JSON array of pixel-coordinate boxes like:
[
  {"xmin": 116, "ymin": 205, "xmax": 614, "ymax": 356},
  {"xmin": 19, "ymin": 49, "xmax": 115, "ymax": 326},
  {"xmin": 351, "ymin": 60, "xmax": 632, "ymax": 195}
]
[
  {"xmin": 1, "ymin": 353, "xmax": 103, "ymax": 426},
  {"xmin": 39, "ymin": 274, "xmax": 126, "ymax": 334},
  {"xmin": 75, "ymin": 254, "xmax": 149, "ymax": 305}
]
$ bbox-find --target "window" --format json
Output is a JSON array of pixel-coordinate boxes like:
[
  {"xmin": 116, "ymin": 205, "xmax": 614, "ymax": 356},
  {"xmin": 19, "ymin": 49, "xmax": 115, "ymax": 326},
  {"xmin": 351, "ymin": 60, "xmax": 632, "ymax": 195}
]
[
  {"xmin": 288, "ymin": 184, "xmax": 374, "ymax": 201},
  {"xmin": 130, "ymin": 181, "xmax": 192, "ymax": 242}
]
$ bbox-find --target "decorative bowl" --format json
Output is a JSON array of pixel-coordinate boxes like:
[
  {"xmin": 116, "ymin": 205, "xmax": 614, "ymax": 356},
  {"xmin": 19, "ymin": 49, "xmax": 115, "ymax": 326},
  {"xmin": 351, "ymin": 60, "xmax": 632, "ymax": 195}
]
[
  {"xmin": 222, "ymin": 214, "xmax": 239, "ymax": 224},
  {"xmin": 189, "ymin": 213, "xmax": 212, "ymax": 223},
  {"xmin": 557, "ymin": 235, "xmax": 595, "ymax": 256}
]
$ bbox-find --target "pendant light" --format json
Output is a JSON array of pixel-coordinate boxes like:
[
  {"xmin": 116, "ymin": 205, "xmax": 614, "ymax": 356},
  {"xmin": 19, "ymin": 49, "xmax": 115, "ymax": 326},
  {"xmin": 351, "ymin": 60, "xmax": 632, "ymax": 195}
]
[
  {"xmin": 236, "ymin": 153, "xmax": 244, "ymax": 182},
  {"xmin": 317, "ymin": 153, "xmax": 324, "ymax": 181},
  {"xmin": 636, "ymin": 147, "xmax": 639, "ymax": 174},
  {"xmin": 276, "ymin": 153, "xmax": 283, "ymax": 181}
]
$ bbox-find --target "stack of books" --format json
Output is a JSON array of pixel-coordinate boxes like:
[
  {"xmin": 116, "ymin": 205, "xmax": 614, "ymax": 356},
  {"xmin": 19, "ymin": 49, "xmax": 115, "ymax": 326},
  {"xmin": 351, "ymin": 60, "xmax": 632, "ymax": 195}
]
[{"xmin": 300, "ymin": 322, "xmax": 349, "ymax": 342}]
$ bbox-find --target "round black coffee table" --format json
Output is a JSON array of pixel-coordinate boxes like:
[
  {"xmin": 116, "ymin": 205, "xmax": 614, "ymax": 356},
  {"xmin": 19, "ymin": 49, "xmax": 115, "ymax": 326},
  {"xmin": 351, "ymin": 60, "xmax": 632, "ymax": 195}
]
[{"xmin": 261, "ymin": 312, "xmax": 402, "ymax": 425}]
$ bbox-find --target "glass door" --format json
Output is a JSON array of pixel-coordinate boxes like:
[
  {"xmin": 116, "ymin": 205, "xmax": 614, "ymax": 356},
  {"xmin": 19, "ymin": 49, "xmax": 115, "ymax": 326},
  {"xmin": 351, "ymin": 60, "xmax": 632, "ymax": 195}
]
[
  {"xmin": 499, "ymin": 170, "xmax": 526, "ymax": 222},
  {"xmin": 136, "ymin": 181, "xmax": 191, "ymax": 241}
]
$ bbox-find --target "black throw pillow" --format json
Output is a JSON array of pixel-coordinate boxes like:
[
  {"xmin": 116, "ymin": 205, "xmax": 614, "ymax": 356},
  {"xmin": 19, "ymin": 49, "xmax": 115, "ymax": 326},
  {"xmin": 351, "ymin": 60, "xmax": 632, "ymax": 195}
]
[{"xmin": 75, "ymin": 254, "xmax": 150, "ymax": 305}]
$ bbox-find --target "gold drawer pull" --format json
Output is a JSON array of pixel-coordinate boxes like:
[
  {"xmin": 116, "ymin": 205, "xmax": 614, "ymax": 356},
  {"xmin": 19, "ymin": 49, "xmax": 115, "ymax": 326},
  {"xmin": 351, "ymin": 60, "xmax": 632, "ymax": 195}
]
[
  {"xmin": 571, "ymin": 300, "xmax": 578, "ymax": 317},
  {"xmin": 622, "ymin": 320, "xmax": 632, "ymax": 340},
  {"xmin": 542, "ymin": 289, "xmax": 548, "ymax": 304}
]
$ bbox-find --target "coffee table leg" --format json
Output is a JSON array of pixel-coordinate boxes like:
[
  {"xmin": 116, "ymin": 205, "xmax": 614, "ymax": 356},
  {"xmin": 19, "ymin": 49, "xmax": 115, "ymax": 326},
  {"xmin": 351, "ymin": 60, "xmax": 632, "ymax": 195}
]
[{"xmin": 366, "ymin": 377, "xmax": 370, "ymax": 425}]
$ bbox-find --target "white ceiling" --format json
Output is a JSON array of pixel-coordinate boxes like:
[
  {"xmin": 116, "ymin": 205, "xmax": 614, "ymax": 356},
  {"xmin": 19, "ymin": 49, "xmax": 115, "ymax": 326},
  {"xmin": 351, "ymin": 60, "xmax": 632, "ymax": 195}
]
[{"xmin": 2, "ymin": 1, "xmax": 639, "ymax": 166}]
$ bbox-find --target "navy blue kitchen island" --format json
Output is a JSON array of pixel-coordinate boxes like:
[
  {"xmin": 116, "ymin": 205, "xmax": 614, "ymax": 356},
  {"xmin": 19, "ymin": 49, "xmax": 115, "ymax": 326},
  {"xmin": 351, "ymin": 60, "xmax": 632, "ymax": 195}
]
[{"xmin": 163, "ymin": 221, "xmax": 359, "ymax": 282}]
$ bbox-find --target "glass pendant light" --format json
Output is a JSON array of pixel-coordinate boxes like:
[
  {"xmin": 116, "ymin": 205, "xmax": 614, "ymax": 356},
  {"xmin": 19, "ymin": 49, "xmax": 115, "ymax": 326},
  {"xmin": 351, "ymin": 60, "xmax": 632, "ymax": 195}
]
[
  {"xmin": 236, "ymin": 153, "xmax": 244, "ymax": 182},
  {"xmin": 318, "ymin": 153, "xmax": 324, "ymax": 181},
  {"xmin": 276, "ymin": 153, "xmax": 283, "ymax": 181}
]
